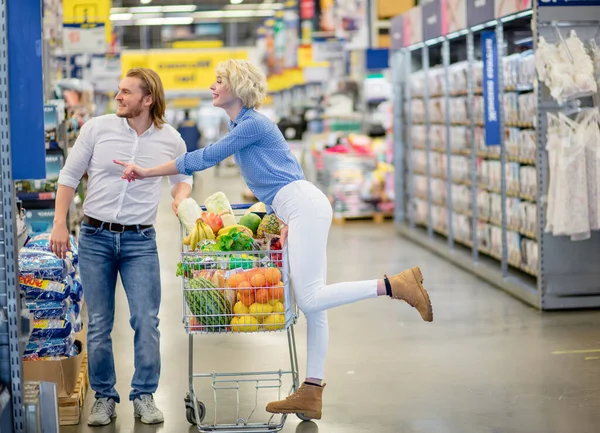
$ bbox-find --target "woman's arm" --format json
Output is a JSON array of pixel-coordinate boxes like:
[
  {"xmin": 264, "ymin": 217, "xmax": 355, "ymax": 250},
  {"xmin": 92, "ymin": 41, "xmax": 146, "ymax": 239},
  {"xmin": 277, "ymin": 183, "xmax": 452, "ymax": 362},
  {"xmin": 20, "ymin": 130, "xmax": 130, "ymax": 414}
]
[
  {"xmin": 113, "ymin": 159, "xmax": 178, "ymax": 180},
  {"xmin": 115, "ymin": 117, "xmax": 262, "ymax": 180}
]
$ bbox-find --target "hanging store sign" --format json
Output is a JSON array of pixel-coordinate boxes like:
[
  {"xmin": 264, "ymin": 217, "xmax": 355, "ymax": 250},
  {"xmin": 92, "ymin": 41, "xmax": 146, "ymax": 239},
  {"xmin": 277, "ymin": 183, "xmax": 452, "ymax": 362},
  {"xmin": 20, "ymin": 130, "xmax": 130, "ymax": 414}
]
[
  {"xmin": 62, "ymin": 23, "xmax": 107, "ymax": 54},
  {"xmin": 120, "ymin": 50, "xmax": 249, "ymax": 92},
  {"xmin": 421, "ymin": 0, "xmax": 442, "ymax": 41},
  {"xmin": 390, "ymin": 15, "xmax": 404, "ymax": 50},
  {"xmin": 467, "ymin": 0, "xmax": 495, "ymax": 27},
  {"xmin": 481, "ymin": 31, "xmax": 501, "ymax": 146}
]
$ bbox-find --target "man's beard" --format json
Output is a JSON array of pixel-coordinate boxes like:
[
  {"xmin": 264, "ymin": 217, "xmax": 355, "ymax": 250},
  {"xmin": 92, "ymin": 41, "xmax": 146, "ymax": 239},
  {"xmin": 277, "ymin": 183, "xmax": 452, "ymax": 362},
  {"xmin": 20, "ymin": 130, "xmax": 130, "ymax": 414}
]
[{"xmin": 117, "ymin": 101, "xmax": 144, "ymax": 119}]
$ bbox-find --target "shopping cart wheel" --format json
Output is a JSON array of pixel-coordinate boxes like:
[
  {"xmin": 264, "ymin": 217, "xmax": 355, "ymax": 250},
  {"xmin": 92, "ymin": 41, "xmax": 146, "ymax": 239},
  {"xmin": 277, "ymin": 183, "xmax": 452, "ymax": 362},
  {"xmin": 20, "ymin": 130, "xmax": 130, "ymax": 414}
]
[
  {"xmin": 184, "ymin": 393, "xmax": 206, "ymax": 425},
  {"xmin": 296, "ymin": 413, "xmax": 313, "ymax": 422}
]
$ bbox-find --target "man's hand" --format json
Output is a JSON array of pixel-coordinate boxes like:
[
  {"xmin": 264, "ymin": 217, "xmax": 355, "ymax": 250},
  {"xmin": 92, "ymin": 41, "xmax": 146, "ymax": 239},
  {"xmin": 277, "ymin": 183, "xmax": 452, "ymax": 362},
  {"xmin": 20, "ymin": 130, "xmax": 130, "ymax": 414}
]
[
  {"xmin": 49, "ymin": 223, "xmax": 71, "ymax": 259},
  {"xmin": 172, "ymin": 198, "xmax": 181, "ymax": 215},
  {"xmin": 280, "ymin": 225, "xmax": 289, "ymax": 246},
  {"xmin": 114, "ymin": 160, "xmax": 149, "ymax": 182}
]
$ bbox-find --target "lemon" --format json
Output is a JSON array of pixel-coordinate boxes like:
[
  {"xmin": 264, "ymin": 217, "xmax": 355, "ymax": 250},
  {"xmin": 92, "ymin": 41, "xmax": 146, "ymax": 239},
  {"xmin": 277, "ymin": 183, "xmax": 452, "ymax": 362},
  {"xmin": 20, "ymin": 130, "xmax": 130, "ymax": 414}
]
[
  {"xmin": 234, "ymin": 315, "xmax": 260, "ymax": 332},
  {"xmin": 274, "ymin": 302, "xmax": 285, "ymax": 313},
  {"xmin": 249, "ymin": 303, "xmax": 273, "ymax": 320},
  {"xmin": 233, "ymin": 301, "xmax": 249, "ymax": 315},
  {"xmin": 263, "ymin": 314, "xmax": 286, "ymax": 330}
]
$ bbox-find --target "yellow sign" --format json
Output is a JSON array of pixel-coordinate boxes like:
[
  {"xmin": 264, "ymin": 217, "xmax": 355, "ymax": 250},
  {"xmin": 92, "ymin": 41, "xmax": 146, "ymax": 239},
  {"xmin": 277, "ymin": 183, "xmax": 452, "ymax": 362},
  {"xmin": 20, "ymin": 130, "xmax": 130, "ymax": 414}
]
[
  {"xmin": 62, "ymin": 0, "xmax": 112, "ymax": 44},
  {"xmin": 121, "ymin": 49, "xmax": 249, "ymax": 92},
  {"xmin": 172, "ymin": 41, "xmax": 224, "ymax": 49}
]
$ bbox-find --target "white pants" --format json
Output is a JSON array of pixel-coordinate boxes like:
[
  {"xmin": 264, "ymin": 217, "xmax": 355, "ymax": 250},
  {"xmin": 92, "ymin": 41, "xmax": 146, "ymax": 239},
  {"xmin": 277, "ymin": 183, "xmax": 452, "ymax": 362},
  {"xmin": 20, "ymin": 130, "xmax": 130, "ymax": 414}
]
[{"xmin": 272, "ymin": 180, "xmax": 378, "ymax": 379}]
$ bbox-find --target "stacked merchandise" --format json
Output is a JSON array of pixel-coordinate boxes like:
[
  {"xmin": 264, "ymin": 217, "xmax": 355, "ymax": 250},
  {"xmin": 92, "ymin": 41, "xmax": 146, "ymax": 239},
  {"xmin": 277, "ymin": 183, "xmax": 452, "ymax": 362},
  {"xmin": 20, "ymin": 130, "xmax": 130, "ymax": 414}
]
[
  {"xmin": 317, "ymin": 134, "xmax": 394, "ymax": 218},
  {"xmin": 19, "ymin": 234, "xmax": 84, "ymax": 362},
  {"xmin": 408, "ymin": 48, "xmax": 539, "ymax": 275}
]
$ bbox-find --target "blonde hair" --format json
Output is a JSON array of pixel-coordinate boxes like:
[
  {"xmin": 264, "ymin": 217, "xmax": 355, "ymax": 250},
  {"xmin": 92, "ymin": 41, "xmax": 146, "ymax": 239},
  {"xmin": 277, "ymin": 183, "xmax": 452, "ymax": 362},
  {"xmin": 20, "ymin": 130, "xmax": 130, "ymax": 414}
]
[
  {"xmin": 215, "ymin": 60, "xmax": 267, "ymax": 109},
  {"xmin": 126, "ymin": 68, "xmax": 167, "ymax": 129}
]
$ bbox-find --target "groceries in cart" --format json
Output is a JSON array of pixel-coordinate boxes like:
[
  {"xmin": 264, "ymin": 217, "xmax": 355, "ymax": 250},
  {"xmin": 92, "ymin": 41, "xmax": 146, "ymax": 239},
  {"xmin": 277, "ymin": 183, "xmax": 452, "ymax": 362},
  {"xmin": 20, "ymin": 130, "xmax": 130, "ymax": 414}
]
[{"xmin": 176, "ymin": 192, "xmax": 293, "ymax": 334}]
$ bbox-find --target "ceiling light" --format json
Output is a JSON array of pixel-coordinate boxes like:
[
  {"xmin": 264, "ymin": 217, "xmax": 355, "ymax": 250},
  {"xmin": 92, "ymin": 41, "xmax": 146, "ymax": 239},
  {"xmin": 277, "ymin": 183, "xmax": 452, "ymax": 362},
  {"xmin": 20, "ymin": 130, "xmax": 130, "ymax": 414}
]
[
  {"xmin": 226, "ymin": 3, "xmax": 283, "ymax": 9},
  {"xmin": 162, "ymin": 5, "xmax": 197, "ymax": 13},
  {"xmin": 135, "ymin": 17, "xmax": 194, "ymax": 26},
  {"xmin": 110, "ymin": 13, "xmax": 134, "ymax": 21},
  {"xmin": 140, "ymin": 0, "xmax": 152, "ymax": 4},
  {"xmin": 231, "ymin": 0, "xmax": 244, "ymax": 4},
  {"xmin": 130, "ymin": 6, "xmax": 162, "ymax": 13}
]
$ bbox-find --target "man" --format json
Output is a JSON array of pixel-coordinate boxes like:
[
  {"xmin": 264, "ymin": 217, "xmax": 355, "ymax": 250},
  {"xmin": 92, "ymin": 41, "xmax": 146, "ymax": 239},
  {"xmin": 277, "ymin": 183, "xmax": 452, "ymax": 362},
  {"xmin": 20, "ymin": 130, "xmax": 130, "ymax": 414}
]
[
  {"xmin": 49, "ymin": 68, "xmax": 192, "ymax": 426},
  {"xmin": 177, "ymin": 109, "xmax": 202, "ymax": 152}
]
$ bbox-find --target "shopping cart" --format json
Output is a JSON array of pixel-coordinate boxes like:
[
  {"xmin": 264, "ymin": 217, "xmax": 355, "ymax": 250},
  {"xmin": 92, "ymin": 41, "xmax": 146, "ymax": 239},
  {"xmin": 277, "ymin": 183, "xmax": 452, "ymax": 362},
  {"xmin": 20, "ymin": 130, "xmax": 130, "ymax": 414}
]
[{"xmin": 179, "ymin": 203, "xmax": 305, "ymax": 432}]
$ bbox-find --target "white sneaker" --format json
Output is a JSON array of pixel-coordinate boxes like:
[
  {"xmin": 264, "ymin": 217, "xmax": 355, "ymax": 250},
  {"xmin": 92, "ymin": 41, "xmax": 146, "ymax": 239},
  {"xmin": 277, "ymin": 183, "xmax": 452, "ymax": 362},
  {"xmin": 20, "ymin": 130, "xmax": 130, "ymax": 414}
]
[
  {"xmin": 87, "ymin": 398, "xmax": 117, "ymax": 426},
  {"xmin": 133, "ymin": 395, "xmax": 164, "ymax": 424}
]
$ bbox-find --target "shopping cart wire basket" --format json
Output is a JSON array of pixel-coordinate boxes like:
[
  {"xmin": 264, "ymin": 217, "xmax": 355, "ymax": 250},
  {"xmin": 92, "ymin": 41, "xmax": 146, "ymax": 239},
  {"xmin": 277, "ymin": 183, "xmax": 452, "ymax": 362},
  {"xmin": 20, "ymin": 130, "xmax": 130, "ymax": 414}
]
[{"xmin": 179, "ymin": 203, "xmax": 306, "ymax": 431}]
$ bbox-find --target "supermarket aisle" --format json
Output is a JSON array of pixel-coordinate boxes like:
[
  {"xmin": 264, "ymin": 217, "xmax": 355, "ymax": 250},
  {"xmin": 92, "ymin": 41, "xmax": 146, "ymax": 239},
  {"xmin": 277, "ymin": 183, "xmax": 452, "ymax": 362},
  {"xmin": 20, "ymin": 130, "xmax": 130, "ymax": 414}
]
[{"xmin": 62, "ymin": 169, "xmax": 600, "ymax": 433}]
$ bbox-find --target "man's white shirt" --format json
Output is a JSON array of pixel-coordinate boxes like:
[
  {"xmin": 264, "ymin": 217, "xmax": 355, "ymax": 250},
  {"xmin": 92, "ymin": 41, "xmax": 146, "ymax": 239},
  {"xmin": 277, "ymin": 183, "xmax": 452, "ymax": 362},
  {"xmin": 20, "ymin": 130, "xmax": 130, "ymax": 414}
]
[{"xmin": 57, "ymin": 114, "xmax": 193, "ymax": 225}]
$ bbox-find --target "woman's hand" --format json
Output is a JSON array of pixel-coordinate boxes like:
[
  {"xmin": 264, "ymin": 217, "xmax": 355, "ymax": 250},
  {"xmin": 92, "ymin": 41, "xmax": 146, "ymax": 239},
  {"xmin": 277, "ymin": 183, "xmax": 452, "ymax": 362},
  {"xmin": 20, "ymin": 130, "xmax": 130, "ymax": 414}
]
[
  {"xmin": 114, "ymin": 160, "xmax": 150, "ymax": 182},
  {"xmin": 49, "ymin": 223, "xmax": 71, "ymax": 259},
  {"xmin": 280, "ymin": 225, "xmax": 289, "ymax": 246}
]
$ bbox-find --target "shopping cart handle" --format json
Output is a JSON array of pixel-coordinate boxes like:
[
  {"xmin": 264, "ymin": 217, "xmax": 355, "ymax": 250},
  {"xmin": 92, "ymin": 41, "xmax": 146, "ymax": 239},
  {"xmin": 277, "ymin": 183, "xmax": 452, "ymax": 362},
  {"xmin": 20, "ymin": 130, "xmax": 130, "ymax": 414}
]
[{"xmin": 199, "ymin": 203, "xmax": 254, "ymax": 211}]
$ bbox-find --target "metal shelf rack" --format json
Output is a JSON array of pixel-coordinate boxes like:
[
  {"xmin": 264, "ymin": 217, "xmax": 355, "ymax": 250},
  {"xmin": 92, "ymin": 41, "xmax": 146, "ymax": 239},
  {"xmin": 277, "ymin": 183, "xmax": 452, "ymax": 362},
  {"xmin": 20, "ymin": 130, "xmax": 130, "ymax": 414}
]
[{"xmin": 391, "ymin": 4, "xmax": 600, "ymax": 310}]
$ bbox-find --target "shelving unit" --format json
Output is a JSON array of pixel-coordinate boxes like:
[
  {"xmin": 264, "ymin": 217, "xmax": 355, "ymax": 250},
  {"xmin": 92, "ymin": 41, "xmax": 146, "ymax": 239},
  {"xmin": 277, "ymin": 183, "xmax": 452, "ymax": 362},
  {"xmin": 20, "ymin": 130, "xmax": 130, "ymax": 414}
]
[{"xmin": 391, "ymin": 4, "xmax": 600, "ymax": 310}]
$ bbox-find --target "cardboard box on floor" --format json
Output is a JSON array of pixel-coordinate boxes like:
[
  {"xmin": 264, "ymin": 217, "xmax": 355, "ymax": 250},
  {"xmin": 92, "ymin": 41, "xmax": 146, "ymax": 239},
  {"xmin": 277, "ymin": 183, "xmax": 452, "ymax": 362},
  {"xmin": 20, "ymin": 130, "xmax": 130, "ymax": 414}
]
[{"xmin": 23, "ymin": 325, "xmax": 87, "ymax": 398}]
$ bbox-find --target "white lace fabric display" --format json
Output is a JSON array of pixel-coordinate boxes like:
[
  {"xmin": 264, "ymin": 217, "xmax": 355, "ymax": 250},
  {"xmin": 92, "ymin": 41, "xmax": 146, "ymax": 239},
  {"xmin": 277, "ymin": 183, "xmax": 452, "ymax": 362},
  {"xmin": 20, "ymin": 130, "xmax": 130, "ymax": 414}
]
[
  {"xmin": 546, "ymin": 109, "xmax": 600, "ymax": 241},
  {"xmin": 535, "ymin": 30, "xmax": 598, "ymax": 104}
]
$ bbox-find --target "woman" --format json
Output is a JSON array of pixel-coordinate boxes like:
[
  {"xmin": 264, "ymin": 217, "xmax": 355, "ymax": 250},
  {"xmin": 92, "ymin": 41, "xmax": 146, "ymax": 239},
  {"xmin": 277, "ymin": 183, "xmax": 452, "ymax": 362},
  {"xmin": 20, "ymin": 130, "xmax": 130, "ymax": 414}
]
[{"xmin": 114, "ymin": 59, "xmax": 433, "ymax": 420}]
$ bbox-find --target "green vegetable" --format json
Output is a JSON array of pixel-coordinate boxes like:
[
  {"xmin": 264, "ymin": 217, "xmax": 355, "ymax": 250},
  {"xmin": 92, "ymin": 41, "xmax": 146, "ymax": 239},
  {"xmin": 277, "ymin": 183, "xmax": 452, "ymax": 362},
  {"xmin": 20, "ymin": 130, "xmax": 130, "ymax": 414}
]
[{"xmin": 217, "ymin": 228, "xmax": 257, "ymax": 252}]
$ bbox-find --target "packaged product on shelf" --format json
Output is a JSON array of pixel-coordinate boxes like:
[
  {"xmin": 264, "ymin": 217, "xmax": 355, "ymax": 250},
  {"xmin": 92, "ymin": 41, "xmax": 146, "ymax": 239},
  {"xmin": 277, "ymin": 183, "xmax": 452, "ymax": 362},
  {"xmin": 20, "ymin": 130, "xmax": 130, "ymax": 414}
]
[
  {"xmin": 474, "ymin": 127, "xmax": 485, "ymax": 153},
  {"xmin": 19, "ymin": 248, "xmax": 73, "ymax": 281},
  {"xmin": 477, "ymin": 190, "xmax": 491, "ymax": 220},
  {"xmin": 473, "ymin": 96, "xmax": 484, "ymax": 124},
  {"xmin": 506, "ymin": 198, "xmax": 522, "ymax": 228},
  {"xmin": 414, "ymin": 198, "xmax": 428, "ymax": 224},
  {"xmin": 23, "ymin": 335, "xmax": 76, "ymax": 360},
  {"xmin": 410, "ymin": 71, "xmax": 426, "ymax": 97},
  {"xmin": 517, "ymin": 93, "xmax": 536, "ymax": 124},
  {"xmin": 519, "ymin": 130, "xmax": 536, "ymax": 161},
  {"xmin": 504, "ymin": 93, "xmax": 519, "ymax": 123},
  {"xmin": 506, "ymin": 128, "xmax": 521, "ymax": 158},
  {"xmin": 30, "ymin": 319, "xmax": 73, "ymax": 340},
  {"xmin": 449, "ymin": 97, "xmax": 469, "ymax": 123},
  {"xmin": 432, "ymin": 205, "xmax": 448, "ymax": 232},
  {"xmin": 413, "ymin": 175, "xmax": 428, "ymax": 199},
  {"xmin": 451, "ymin": 156, "xmax": 470, "ymax": 182},
  {"xmin": 19, "ymin": 276, "xmax": 71, "ymax": 302},
  {"xmin": 26, "ymin": 298, "xmax": 71, "ymax": 320},
  {"xmin": 507, "ymin": 231, "xmax": 522, "ymax": 264},
  {"xmin": 412, "ymin": 150, "xmax": 427, "ymax": 173},
  {"xmin": 411, "ymin": 125, "xmax": 427, "ymax": 148},
  {"xmin": 506, "ymin": 162, "xmax": 521, "ymax": 193},
  {"xmin": 477, "ymin": 222, "xmax": 492, "ymax": 250},
  {"xmin": 520, "ymin": 166, "xmax": 537, "ymax": 197},
  {"xmin": 429, "ymin": 97, "xmax": 445, "ymax": 123},
  {"xmin": 427, "ymin": 67, "xmax": 445, "ymax": 95},
  {"xmin": 70, "ymin": 275, "xmax": 83, "ymax": 303},
  {"xmin": 473, "ymin": 61, "xmax": 484, "ymax": 90},
  {"xmin": 430, "ymin": 125, "xmax": 447, "ymax": 149},
  {"xmin": 431, "ymin": 178, "xmax": 446, "ymax": 204},
  {"xmin": 452, "ymin": 184, "xmax": 471, "ymax": 213},
  {"xmin": 25, "ymin": 233, "xmax": 79, "ymax": 266},
  {"xmin": 490, "ymin": 225, "xmax": 503, "ymax": 256},
  {"xmin": 452, "ymin": 213, "xmax": 472, "ymax": 243},
  {"xmin": 490, "ymin": 193, "xmax": 502, "ymax": 223},
  {"xmin": 429, "ymin": 153, "xmax": 446, "ymax": 178},
  {"xmin": 522, "ymin": 239, "xmax": 539, "ymax": 270},
  {"xmin": 15, "ymin": 153, "xmax": 64, "ymax": 194},
  {"xmin": 448, "ymin": 61, "xmax": 469, "ymax": 93},
  {"xmin": 450, "ymin": 126, "xmax": 469, "ymax": 151}
]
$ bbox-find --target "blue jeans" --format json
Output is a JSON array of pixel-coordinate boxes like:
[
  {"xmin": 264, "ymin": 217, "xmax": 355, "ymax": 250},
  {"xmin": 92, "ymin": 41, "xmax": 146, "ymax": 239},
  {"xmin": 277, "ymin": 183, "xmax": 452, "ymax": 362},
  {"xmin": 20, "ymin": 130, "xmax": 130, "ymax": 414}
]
[{"xmin": 78, "ymin": 222, "xmax": 161, "ymax": 403}]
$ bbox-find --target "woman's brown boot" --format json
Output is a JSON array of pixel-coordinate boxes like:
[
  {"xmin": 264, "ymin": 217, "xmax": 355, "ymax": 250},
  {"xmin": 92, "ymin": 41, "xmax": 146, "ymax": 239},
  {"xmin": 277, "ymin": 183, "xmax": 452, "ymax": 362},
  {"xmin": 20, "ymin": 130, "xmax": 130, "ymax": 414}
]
[
  {"xmin": 385, "ymin": 267, "xmax": 433, "ymax": 322},
  {"xmin": 266, "ymin": 383, "xmax": 325, "ymax": 420}
]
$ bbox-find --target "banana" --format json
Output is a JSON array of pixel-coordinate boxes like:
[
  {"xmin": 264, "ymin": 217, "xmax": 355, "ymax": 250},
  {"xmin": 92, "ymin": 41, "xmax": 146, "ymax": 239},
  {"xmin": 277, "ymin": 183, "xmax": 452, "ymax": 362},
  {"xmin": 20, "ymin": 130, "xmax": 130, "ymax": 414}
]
[
  {"xmin": 217, "ymin": 224, "xmax": 253, "ymax": 238},
  {"xmin": 201, "ymin": 221, "xmax": 215, "ymax": 240},
  {"xmin": 182, "ymin": 233, "xmax": 191, "ymax": 245},
  {"xmin": 189, "ymin": 225, "xmax": 201, "ymax": 250}
]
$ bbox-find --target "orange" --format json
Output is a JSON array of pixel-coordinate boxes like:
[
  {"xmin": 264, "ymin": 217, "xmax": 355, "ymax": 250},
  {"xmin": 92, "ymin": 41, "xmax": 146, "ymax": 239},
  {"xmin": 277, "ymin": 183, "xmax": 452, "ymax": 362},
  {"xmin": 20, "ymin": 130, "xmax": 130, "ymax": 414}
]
[
  {"xmin": 237, "ymin": 282, "xmax": 255, "ymax": 307},
  {"xmin": 269, "ymin": 285, "xmax": 284, "ymax": 301},
  {"xmin": 251, "ymin": 273, "xmax": 267, "ymax": 288},
  {"xmin": 263, "ymin": 268, "xmax": 282, "ymax": 286},
  {"xmin": 255, "ymin": 288, "xmax": 270, "ymax": 304},
  {"xmin": 227, "ymin": 273, "xmax": 247, "ymax": 288}
]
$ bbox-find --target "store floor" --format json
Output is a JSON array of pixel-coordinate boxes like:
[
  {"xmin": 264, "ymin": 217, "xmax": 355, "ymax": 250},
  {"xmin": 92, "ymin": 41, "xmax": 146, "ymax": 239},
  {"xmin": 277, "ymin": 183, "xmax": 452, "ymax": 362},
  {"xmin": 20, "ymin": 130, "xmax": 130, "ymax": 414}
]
[{"xmin": 62, "ymin": 168, "xmax": 600, "ymax": 433}]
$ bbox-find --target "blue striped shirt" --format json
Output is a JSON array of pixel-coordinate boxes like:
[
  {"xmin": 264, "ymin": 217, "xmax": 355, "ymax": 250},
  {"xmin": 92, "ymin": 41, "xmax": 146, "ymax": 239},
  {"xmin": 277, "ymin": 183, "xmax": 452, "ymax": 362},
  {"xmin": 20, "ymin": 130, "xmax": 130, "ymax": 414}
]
[{"xmin": 175, "ymin": 107, "xmax": 305, "ymax": 210}]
